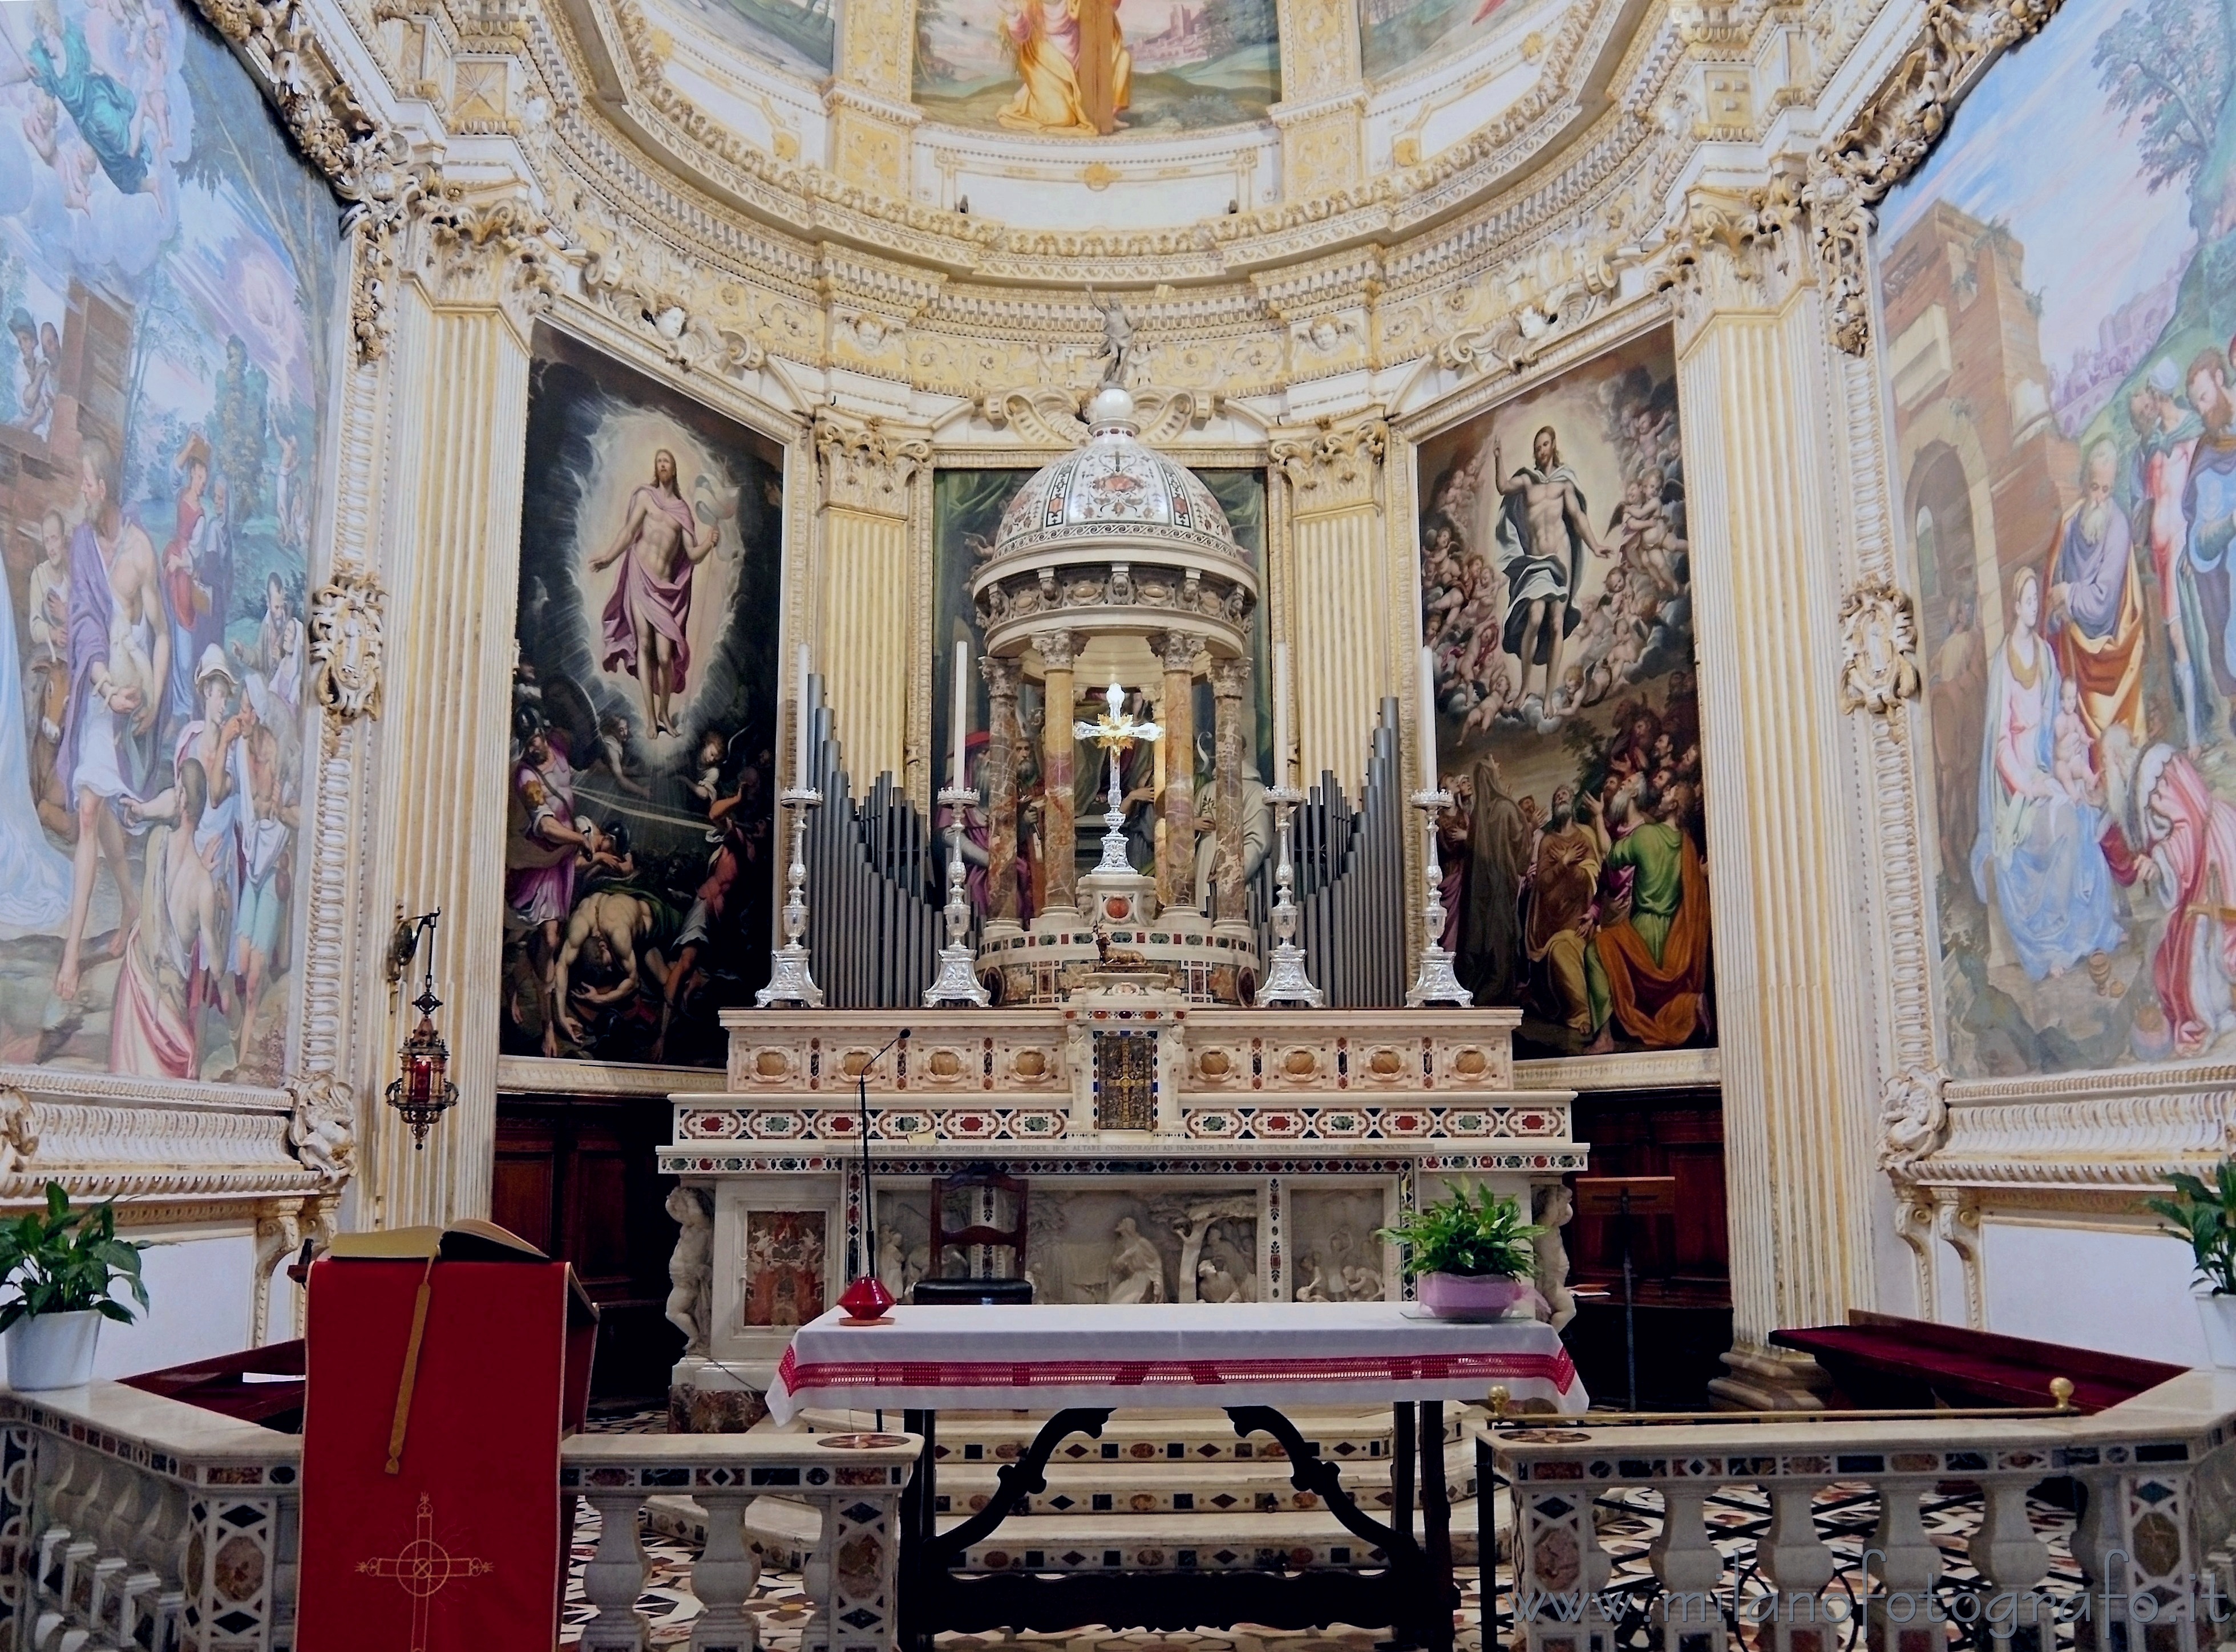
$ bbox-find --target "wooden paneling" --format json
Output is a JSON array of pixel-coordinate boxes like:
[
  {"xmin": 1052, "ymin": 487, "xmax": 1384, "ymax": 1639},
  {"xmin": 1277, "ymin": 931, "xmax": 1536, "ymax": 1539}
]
[
  {"xmin": 492, "ymin": 1095, "xmax": 682, "ymax": 1398},
  {"xmin": 1566, "ymin": 1086, "xmax": 1729, "ymax": 1303}
]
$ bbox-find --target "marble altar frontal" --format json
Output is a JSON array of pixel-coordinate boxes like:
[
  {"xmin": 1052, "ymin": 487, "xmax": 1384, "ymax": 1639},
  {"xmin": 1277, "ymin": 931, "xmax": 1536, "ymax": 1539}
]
[{"xmin": 661, "ymin": 991, "xmax": 1585, "ymax": 1400}]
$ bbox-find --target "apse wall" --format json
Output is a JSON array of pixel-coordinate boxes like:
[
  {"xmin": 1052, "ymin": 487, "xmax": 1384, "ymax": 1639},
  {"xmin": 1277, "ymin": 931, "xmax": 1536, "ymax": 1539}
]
[{"xmin": 0, "ymin": 0, "xmax": 2212, "ymax": 1396}]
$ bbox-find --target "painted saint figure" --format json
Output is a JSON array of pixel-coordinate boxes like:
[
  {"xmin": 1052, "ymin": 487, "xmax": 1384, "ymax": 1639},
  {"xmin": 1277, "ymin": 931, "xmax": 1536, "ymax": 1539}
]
[
  {"xmin": 591, "ymin": 448, "xmax": 718, "ymax": 738},
  {"xmin": 2044, "ymin": 439, "xmax": 2146, "ymax": 763},
  {"xmin": 1493, "ymin": 426, "xmax": 1610, "ymax": 712}
]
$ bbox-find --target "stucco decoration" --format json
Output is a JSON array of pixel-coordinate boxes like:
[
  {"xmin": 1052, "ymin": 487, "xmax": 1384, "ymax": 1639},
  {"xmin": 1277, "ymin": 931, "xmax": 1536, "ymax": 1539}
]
[
  {"xmin": 310, "ymin": 573, "xmax": 387, "ymax": 722},
  {"xmin": 1837, "ymin": 580, "xmax": 1922, "ymax": 715},
  {"xmin": 285, "ymin": 1073, "xmax": 355, "ymax": 1185}
]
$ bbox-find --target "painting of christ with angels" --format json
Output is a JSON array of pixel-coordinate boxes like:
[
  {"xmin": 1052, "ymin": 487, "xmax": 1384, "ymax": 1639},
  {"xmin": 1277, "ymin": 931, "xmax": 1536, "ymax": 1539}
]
[
  {"xmin": 503, "ymin": 327, "xmax": 785, "ymax": 1070},
  {"xmin": 913, "ymin": 0, "xmax": 1279, "ymax": 135}
]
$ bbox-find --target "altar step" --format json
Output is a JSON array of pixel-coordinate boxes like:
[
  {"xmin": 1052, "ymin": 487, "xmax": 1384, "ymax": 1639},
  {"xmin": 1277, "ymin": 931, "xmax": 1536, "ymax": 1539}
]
[{"xmin": 685, "ymin": 1403, "xmax": 1499, "ymax": 1577}]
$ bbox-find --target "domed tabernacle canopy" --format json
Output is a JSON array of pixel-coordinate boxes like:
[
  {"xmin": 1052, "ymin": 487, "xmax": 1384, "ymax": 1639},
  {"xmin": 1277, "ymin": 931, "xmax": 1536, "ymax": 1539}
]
[{"xmin": 983, "ymin": 386, "xmax": 1246, "ymax": 570}]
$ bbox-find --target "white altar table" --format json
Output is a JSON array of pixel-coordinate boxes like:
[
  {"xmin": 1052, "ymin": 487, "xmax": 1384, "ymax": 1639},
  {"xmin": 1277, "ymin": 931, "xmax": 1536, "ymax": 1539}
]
[
  {"xmin": 769, "ymin": 1301, "xmax": 1587, "ymax": 1419},
  {"xmin": 771, "ymin": 1303, "xmax": 1585, "ymax": 1652}
]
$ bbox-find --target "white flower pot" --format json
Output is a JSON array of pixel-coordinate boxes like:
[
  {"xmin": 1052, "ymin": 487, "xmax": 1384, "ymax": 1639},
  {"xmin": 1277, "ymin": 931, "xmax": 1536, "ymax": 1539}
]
[
  {"xmin": 1415, "ymin": 1272, "xmax": 1543, "ymax": 1320},
  {"xmin": 5, "ymin": 1311, "xmax": 102, "ymax": 1390},
  {"xmin": 2195, "ymin": 1289, "xmax": 2236, "ymax": 1368}
]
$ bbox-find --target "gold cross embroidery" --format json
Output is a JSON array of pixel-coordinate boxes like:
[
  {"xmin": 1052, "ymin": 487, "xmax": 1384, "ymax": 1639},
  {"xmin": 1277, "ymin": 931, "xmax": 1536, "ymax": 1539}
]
[{"xmin": 357, "ymin": 1492, "xmax": 495, "ymax": 1652}]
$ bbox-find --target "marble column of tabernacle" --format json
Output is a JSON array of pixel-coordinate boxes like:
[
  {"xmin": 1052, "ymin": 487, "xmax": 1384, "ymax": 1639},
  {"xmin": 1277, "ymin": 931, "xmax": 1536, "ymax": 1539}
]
[
  {"xmin": 981, "ymin": 655, "xmax": 1022, "ymax": 932},
  {"xmin": 1153, "ymin": 629, "xmax": 1200, "ymax": 910},
  {"xmin": 1209, "ymin": 657, "xmax": 1250, "ymax": 924},
  {"xmin": 1035, "ymin": 629, "xmax": 1081, "ymax": 913}
]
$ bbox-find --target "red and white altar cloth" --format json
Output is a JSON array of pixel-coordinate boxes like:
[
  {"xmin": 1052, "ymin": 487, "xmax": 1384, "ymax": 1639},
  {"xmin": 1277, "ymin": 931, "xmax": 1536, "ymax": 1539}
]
[{"xmin": 767, "ymin": 1302, "xmax": 1587, "ymax": 1422}]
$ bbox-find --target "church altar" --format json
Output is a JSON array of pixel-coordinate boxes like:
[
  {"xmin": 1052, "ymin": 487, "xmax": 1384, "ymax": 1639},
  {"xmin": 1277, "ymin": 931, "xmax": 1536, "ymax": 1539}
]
[{"xmin": 659, "ymin": 996, "xmax": 1586, "ymax": 1415}]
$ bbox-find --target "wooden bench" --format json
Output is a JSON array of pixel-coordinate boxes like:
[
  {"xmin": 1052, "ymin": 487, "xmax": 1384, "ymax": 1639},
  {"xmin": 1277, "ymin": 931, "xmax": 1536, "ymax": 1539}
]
[{"xmin": 1769, "ymin": 1310, "xmax": 2185, "ymax": 1413}]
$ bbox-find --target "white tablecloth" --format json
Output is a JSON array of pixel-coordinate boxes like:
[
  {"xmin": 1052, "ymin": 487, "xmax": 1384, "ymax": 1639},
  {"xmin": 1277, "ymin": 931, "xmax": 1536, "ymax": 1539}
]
[{"xmin": 767, "ymin": 1302, "xmax": 1586, "ymax": 1422}]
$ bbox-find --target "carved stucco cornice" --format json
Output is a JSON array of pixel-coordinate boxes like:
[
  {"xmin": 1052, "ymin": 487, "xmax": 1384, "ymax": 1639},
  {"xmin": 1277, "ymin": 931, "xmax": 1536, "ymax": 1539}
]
[{"xmin": 1800, "ymin": 0, "xmax": 2068, "ymax": 353}]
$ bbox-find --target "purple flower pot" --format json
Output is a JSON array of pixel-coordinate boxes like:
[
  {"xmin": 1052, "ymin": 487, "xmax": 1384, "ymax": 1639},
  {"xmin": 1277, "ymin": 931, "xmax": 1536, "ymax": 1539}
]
[{"xmin": 1414, "ymin": 1272, "xmax": 1543, "ymax": 1320}]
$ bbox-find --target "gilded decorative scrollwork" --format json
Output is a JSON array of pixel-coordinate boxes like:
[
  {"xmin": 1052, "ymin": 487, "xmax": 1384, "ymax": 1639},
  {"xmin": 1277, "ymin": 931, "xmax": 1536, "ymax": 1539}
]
[
  {"xmin": 1837, "ymin": 578, "xmax": 1923, "ymax": 715},
  {"xmin": 309, "ymin": 570, "xmax": 386, "ymax": 722},
  {"xmin": 978, "ymin": 387, "xmax": 1219, "ymax": 449}
]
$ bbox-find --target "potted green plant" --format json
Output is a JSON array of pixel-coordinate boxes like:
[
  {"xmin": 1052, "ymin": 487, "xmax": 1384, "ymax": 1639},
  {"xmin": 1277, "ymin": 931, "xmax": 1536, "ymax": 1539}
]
[
  {"xmin": 2148, "ymin": 1162, "xmax": 2236, "ymax": 1366},
  {"xmin": 1377, "ymin": 1182, "xmax": 1546, "ymax": 1319},
  {"xmin": 0, "ymin": 1182, "xmax": 149, "ymax": 1390}
]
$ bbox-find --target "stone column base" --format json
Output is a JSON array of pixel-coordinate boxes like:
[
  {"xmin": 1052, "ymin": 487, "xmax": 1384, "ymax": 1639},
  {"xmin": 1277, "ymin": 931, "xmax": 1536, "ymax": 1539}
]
[
  {"xmin": 1706, "ymin": 1347, "xmax": 1831, "ymax": 1411},
  {"xmin": 668, "ymin": 1356, "xmax": 771, "ymax": 1433}
]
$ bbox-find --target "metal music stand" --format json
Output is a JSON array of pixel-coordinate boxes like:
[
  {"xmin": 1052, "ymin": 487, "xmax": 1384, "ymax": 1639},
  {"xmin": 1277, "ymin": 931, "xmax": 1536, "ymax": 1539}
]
[{"xmin": 1573, "ymin": 1175, "xmax": 1677, "ymax": 1411}]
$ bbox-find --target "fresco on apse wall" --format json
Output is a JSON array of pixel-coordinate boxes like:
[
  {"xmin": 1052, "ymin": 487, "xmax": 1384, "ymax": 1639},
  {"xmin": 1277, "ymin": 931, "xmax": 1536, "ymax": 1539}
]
[
  {"xmin": 1884, "ymin": 0, "xmax": 2236, "ymax": 1076},
  {"xmin": 660, "ymin": 0, "xmax": 836, "ymax": 77},
  {"xmin": 1358, "ymin": 0, "xmax": 1510, "ymax": 84},
  {"xmin": 505, "ymin": 327, "xmax": 783, "ymax": 1070},
  {"xmin": 1415, "ymin": 328, "xmax": 1710, "ymax": 1060},
  {"xmin": 929, "ymin": 465, "xmax": 1270, "ymax": 919},
  {"xmin": 0, "ymin": 0, "xmax": 339, "ymax": 1084},
  {"xmin": 912, "ymin": 0, "xmax": 1279, "ymax": 135}
]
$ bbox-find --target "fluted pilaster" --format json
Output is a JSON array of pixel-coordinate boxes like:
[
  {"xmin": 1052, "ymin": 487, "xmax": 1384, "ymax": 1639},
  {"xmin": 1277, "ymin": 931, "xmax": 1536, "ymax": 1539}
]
[
  {"xmin": 1675, "ymin": 234, "xmax": 1879, "ymax": 1374},
  {"xmin": 1273, "ymin": 415, "xmax": 1389, "ymax": 788},
  {"xmin": 814, "ymin": 413, "xmax": 929, "ymax": 783},
  {"xmin": 361, "ymin": 288, "xmax": 532, "ymax": 1229}
]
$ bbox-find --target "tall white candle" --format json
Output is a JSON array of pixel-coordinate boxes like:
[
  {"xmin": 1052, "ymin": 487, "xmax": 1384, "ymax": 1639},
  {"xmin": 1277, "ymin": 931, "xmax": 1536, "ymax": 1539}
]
[
  {"xmin": 1273, "ymin": 640, "xmax": 1291, "ymax": 789},
  {"xmin": 951, "ymin": 639, "xmax": 969, "ymax": 791},
  {"xmin": 1418, "ymin": 645, "xmax": 1439, "ymax": 794},
  {"xmin": 794, "ymin": 643, "xmax": 811, "ymax": 788}
]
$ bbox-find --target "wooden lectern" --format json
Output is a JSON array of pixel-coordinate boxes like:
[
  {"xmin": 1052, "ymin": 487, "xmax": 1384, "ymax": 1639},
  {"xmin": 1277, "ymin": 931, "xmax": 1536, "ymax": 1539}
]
[{"xmin": 297, "ymin": 1220, "xmax": 597, "ymax": 1652}]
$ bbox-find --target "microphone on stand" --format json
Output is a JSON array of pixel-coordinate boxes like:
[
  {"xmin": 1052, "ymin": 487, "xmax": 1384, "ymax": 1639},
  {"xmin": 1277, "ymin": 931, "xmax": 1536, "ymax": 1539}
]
[{"xmin": 839, "ymin": 1026, "xmax": 911, "ymax": 1324}]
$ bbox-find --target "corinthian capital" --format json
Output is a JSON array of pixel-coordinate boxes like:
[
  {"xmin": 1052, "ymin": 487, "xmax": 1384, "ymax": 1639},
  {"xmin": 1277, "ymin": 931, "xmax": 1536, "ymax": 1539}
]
[
  {"xmin": 1269, "ymin": 413, "xmax": 1388, "ymax": 516},
  {"xmin": 814, "ymin": 410, "xmax": 931, "ymax": 517},
  {"xmin": 1152, "ymin": 629, "xmax": 1203, "ymax": 673},
  {"xmin": 1031, "ymin": 630, "xmax": 1081, "ymax": 671},
  {"xmin": 980, "ymin": 654, "xmax": 1022, "ymax": 703},
  {"xmin": 409, "ymin": 188, "xmax": 567, "ymax": 342}
]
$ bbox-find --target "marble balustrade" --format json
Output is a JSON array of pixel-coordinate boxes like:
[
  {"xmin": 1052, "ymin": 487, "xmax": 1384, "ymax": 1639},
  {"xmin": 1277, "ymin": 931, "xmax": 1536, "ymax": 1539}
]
[
  {"xmin": 0, "ymin": 1382, "xmax": 916, "ymax": 1652},
  {"xmin": 1483, "ymin": 1371, "xmax": 2236, "ymax": 1652}
]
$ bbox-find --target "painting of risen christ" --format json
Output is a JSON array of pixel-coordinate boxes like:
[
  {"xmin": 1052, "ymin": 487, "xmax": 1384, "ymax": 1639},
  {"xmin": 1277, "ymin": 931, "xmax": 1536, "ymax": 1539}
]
[{"xmin": 592, "ymin": 448, "xmax": 722, "ymax": 739}]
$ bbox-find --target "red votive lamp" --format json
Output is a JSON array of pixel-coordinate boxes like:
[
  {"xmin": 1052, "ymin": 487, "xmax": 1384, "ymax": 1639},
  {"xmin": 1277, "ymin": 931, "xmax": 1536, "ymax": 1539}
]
[{"xmin": 838, "ymin": 1275, "xmax": 895, "ymax": 1325}]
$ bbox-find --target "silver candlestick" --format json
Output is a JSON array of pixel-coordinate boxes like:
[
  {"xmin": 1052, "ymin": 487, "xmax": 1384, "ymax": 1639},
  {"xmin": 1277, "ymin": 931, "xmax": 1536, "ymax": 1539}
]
[
  {"xmin": 757, "ymin": 785, "xmax": 826, "ymax": 1008},
  {"xmin": 924, "ymin": 783, "xmax": 991, "ymax": 1007},
  {"xmin": 1405, "ymin": 787, "xmax": 1469, "ymax": 1007},
  {"xmin": 1259, "ymin": 783, "xmax": 1323, "ymax": 1006}
]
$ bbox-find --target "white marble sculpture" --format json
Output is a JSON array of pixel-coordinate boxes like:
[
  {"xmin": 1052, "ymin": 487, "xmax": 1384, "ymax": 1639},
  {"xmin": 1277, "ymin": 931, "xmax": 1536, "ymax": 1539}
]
[
  {"xmin": 1109, "ymin": 1216, "xmax": 1167, "ymax": 1303},
  {"xmin": 665, "ymin": 1185, "xmax": 713, "ymax": 1355}
]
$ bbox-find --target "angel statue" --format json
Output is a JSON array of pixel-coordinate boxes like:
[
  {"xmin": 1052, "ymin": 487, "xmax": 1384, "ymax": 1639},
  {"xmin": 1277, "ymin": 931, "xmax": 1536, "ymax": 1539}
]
[{"xmin": 1087, "ymin": 286, "xmax": 1133, "ymax": 388}]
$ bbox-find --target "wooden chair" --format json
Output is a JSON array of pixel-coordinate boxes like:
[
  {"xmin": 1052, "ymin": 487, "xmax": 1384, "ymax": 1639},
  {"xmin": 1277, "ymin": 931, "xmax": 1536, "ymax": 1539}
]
[{"xmin": 915, "ymin": 1169, "xmax": 1032, "ymax": 1305}]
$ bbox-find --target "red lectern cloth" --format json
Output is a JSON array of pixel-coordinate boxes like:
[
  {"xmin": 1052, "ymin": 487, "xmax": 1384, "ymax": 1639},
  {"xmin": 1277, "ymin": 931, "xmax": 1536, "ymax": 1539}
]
[{"xmin": 297, "ymin": 1254, "xmax": 573, "ymax": 1652}]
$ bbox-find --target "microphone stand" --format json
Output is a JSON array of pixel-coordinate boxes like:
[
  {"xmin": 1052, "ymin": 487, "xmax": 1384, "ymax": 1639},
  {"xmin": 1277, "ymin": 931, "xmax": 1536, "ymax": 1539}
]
[{"xmin": 858, "ymin": 1026, "xmax": 911, "ymax": 1288}]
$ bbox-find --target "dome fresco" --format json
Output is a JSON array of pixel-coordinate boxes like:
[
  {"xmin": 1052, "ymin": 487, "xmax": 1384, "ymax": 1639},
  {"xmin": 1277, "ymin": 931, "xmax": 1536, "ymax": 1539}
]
[{"xmin": 988, "ymin": 389, "xmax": 1244, "ymax": 566}]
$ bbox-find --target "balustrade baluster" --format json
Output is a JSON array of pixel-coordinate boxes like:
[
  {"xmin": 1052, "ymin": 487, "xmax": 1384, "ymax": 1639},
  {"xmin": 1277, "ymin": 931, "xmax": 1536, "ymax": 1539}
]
[
  {"xmin": 1648, "ymin": 1483, "xmax": 1726, "ymax": 1652},
  {"xmin": 1968, "ymin": 1476, "xmax": 2052, "ymax": 1652},
  {"xmin": 690, "ymin": 1487, "xmax": 760, "ymax": 1652},
  {"xmin": 1863, "ymin": 1476, "xmax": 1939, "ymax": 1652},
  {"xmin": 1760, "ymin": 1481, "xmax": 1837, "ymax": 1652},
  {"xmin": 579, "ymin": 1491, "xmax": 653, "ymax": 1652}
]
